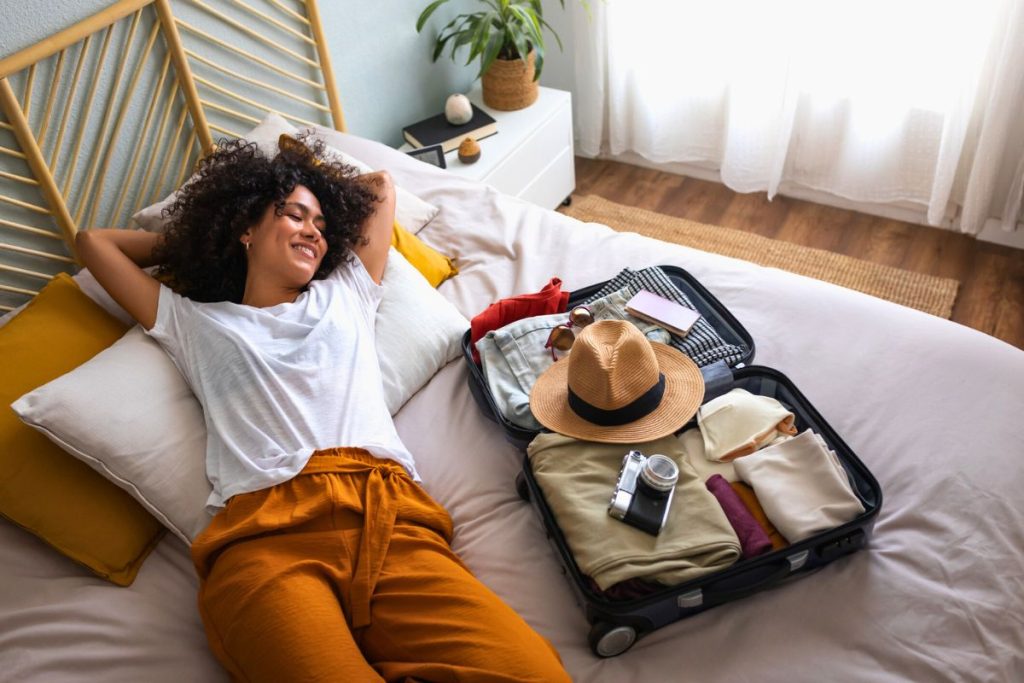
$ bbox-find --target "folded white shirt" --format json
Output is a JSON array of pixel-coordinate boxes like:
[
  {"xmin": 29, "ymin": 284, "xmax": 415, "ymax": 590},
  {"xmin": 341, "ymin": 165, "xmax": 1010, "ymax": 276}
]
[{"xmin": 733, "ymin": 429, "xmax": 865, "ymax": 542}]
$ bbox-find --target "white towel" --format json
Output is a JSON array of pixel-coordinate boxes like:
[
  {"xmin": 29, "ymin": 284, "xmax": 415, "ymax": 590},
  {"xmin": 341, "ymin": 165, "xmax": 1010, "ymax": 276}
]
[{"xmin": 733, "ymin": 430, "xmax": 865, "ymax": 542}]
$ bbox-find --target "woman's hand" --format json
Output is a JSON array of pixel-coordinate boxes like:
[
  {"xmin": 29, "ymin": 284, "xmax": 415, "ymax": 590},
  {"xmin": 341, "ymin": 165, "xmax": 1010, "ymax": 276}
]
[{"xmin": 76, "ymin": 229, "xmax": 163, "ymax": 329}]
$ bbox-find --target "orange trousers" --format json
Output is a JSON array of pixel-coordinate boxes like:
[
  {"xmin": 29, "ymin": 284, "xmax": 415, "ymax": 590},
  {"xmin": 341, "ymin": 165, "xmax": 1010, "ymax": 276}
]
[{"xmin": 191, "ymin": 448, "xmax": 570, "ymax": 683}]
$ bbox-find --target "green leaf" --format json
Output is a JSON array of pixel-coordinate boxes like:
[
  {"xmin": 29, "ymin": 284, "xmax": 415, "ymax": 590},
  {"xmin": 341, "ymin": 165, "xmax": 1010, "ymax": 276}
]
[
  {"xmin": 452, "ymin": 27, "xmax": 477, "ymax": 50},
  {"xmin": 477, "ymin": 33, "xmax": 504, "ymax": 79},
  {"xmin": 507, "ymin": 4, "xmax": 538, "ymax": 33},
  {"xmin": 512, "ymin": 31, "xmax": 530, "ymax": 64},
  {"xmin": 508, "ymin": 5, "xmax": 543, "ymax": 54},
  {"xmin": 431, "ymin": 30, "xmax": 456, "ymax": 62},
  {"xmin": 416, "ymin": 0, "xmax": 451, "ymax": 33},
  {"xmin": 433, "ymin": 14, "xmax": 474, "ymax": 61},
  {"xmin": 465, "ymin": 14, "xmax": 493, "ymax": 66},
  {"xmin": 435, "ymin": 14, "xmax": 471, "ymax": 44}
]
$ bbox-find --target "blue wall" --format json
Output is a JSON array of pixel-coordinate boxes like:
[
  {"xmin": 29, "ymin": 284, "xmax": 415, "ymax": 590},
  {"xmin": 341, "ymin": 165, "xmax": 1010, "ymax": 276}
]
[{"xmin": 0, "ymin": 0, "xmax": 575, "ymax": 146}]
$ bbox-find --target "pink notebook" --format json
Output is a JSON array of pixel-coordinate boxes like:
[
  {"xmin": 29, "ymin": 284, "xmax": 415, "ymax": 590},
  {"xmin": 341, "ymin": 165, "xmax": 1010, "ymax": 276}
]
[{"xmin": 625, "ymin": 290, "xmax": 701, "ymax": 337}]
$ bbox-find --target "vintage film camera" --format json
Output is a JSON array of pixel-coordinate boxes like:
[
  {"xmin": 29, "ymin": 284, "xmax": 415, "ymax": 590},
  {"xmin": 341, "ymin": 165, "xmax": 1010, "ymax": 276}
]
[{"xmin": 607, "ymin": 451, "xmax": 679, "ymax": 535}]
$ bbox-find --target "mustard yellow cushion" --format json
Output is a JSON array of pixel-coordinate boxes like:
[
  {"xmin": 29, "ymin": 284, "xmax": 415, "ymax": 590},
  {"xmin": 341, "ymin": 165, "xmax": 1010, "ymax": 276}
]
[
  {"xmin": 391, "ymin": 221, "xmax": 458, "ymax": 287},
  {"xmin": 0, "ymin": 273, "xmax": 164, "ymax": 586}
]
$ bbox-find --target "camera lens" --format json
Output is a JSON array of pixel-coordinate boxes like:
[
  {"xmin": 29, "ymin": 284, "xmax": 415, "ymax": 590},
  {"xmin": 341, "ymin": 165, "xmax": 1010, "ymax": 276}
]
[{"xmin": 640, "ymin": 454, "xmax": 679, "ymax": 492}]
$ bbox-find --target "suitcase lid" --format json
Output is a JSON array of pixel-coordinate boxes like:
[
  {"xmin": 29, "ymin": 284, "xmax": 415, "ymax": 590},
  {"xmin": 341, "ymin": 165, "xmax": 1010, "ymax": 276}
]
[
  {"xmin": 462, "ymin": 265, "xmax": 755, "ymax": 450},
  {"xmin": 567, "ymin": 265, "xmax": 755, "ymax": 370}
]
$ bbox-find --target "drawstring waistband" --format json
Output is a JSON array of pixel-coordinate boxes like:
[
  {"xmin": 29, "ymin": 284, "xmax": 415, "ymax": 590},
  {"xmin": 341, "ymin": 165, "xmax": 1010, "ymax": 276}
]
[
  {"xmin": 193, "ymin": 447, "xmax": 441, "ymax": 632},
  {"xmin": 306, "ymin": 448, "xmax": 407, "ymax": 629}
]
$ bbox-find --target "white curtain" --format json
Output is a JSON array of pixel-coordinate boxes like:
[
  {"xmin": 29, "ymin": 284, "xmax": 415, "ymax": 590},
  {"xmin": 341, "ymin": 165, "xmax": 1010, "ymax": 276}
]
[{"xmin": 571, "ymin": 0, "xmax": 1024, "ymax": 235}]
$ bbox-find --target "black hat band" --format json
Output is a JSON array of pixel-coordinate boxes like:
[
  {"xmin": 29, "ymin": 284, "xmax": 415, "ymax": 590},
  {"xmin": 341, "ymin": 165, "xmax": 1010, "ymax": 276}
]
[{"xmin": 566, "ymin": 373, "xmax": 666, "ymax": 427}]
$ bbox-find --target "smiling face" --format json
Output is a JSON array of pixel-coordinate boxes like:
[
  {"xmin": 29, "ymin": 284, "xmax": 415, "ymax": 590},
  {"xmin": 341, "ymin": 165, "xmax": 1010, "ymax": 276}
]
[{"xmin": 240, "ymin": 184, "xmax": 327, "ymax": 293}]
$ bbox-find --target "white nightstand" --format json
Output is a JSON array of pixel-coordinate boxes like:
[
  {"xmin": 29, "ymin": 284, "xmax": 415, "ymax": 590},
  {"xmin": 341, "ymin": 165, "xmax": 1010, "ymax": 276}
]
[{"xmin": 401, "ymin": 85, "xmax": 575, "ymax": 210}]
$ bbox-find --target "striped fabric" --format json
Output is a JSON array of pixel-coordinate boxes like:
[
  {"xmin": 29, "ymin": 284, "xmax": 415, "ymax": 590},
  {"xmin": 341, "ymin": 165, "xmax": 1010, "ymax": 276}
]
[{"xmin": 582, "ymin": 267, "xmax": 746, "ymax": 368}]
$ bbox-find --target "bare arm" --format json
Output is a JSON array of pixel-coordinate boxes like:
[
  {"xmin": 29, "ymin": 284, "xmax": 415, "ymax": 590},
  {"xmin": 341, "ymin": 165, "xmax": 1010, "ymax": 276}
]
[
  {"xmin": 75, "ymin": 229, "xmax": 162, "ymax": 330},
  {"xmin": 352, "ymin": 170, "xmax": 396, "ymax": 284}
]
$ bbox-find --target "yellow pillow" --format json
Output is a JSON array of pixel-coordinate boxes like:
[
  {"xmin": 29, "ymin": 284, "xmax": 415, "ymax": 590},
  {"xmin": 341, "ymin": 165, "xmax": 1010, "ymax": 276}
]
[
  {"xmin": 0, "ymin": 273, "xmax": 164, "ymax": 586},
  {"xmin": 391, "ymin": 221, "xmax": 457, "ymax": 287}
]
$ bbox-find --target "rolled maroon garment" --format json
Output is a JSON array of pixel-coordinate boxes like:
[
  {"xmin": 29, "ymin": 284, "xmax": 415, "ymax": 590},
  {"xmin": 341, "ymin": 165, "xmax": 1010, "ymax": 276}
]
[
  {"xmin": 469, "ymin": 277, "xmax": 569, "ymax": 363},
  {"xmin": 585, "ymin": 576, "xmax": 661, "ymax": 601},
  {"xmin": 706, "ymin": 474, "xmax": 772, "ymax": 559}
]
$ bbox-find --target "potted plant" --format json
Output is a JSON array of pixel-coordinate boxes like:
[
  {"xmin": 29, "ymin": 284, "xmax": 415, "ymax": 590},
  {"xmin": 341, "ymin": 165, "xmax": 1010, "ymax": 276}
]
[{"xmin": 416, "ymin": 0, "xmax": 580, "ymax": 111}]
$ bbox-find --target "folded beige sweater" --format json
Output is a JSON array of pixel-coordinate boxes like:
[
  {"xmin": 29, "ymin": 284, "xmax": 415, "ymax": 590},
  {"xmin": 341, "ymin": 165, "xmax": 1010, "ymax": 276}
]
[{"xmin": 527, "ymin": 432, "xmax": 741, "ymax": 590}]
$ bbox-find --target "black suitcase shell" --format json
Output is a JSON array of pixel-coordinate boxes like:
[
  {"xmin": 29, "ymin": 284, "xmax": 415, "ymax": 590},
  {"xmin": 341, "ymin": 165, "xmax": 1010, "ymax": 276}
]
[
  {"xmin": 462, "ymin": 266, "xmax": 756, "ymax": 450},
  {"xmin": 462, "ymin": 267, "xmax": 883, "ymax": 657},
  {"xmin": 515, "ymin": 365, "xmax": 882, "ymax": 657}
]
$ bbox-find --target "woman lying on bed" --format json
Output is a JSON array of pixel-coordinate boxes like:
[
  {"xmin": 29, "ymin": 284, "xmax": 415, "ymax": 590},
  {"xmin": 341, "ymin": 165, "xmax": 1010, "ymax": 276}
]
[{"xmin": 76, "ymin": 135, "xmax": 569, "ymax": 683}]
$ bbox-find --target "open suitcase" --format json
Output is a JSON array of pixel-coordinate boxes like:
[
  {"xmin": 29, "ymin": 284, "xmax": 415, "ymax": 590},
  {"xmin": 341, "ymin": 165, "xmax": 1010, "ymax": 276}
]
[{"xmin": 461, "ymin": 266, "xmax": 883, "ymax": 657}]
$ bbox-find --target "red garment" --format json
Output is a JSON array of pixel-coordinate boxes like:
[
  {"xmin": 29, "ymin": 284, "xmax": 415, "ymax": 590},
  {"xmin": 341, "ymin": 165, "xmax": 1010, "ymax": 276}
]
[{"xmin": 469, "ymin": 277, "xmax": 570, "ymax": 363}]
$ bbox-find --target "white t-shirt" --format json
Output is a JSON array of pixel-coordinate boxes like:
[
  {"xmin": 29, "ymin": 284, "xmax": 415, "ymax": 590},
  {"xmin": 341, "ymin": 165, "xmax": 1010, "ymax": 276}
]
[{"xmin": 145, "ymin": 256, "xmax": 418, "ymax": 510}]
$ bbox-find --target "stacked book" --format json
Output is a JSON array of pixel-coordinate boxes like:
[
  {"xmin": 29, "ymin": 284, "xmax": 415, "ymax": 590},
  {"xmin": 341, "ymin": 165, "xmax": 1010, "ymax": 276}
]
[{"xmin": 402, "ymin": 103, "xmax": 497, "ymax": 153}]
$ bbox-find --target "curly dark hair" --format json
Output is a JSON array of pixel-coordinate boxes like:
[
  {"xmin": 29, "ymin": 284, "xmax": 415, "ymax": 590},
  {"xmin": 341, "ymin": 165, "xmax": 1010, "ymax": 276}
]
[{"xmin": 152, "ymin": 136, "xmax": 380, "ymax": 303}]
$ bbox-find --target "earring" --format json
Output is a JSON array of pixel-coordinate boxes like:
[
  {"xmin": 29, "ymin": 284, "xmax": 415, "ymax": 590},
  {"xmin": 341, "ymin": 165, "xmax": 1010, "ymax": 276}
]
[{"xmin": 244, "ymin": 241, "xmax": 250, "ymax": 251}]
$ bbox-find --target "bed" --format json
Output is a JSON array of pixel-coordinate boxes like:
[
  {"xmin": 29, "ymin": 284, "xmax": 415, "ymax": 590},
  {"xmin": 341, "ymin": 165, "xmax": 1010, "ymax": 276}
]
[{"xmin": 2, "ymin": 3, "xmax": 1024, "ymax": 682}]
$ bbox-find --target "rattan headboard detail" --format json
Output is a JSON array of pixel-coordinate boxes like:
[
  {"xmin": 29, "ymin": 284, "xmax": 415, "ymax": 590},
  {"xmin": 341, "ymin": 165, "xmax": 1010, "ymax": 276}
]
[{"xmin": 0, "ymin": 0, "xmax": 344, "ymax": 312}]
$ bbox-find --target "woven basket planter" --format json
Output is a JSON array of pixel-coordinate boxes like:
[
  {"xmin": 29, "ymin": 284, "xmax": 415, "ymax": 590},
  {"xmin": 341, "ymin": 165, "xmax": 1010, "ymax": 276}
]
[{"xmin": 482, "ymin": 50, "xmax": 539, "ymax": 111}]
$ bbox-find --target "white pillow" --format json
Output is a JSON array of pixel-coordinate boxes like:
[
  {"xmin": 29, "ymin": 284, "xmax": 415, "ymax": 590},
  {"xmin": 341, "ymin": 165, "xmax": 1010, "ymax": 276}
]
[
  {"xmin": 12, "ymin": 326, "xmax": 214, "ymax": 542},
  {"xmin": 377, "ymin": 247, "xmax": 468, "ymax": 414},
  {"xmin": 131, "ymin": 113, "xmax": 440, "ymax": 235},
  {"xmin": 13, "ymin": 249, "xmax": 468, "ymax": 542}
]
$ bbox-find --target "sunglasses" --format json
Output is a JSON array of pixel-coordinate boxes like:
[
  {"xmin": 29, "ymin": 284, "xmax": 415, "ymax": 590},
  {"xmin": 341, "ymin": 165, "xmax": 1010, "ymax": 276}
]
[{"xmin": 544, "ymin": 305, "xmax": 596, "ymax": 361}]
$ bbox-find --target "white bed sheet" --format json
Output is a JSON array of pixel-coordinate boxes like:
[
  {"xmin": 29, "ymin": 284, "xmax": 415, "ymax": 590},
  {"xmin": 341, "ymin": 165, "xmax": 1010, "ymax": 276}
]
[{"xmin": 2, "ymin": 135, "xmax": 1022, "ymax": 682}]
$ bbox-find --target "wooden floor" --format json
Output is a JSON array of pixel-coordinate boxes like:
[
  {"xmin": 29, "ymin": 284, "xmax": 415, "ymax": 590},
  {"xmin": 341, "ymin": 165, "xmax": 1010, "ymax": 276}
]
[{"xmin": 572, "ymin": 157, "xmax": 1024, "ymax": 350}]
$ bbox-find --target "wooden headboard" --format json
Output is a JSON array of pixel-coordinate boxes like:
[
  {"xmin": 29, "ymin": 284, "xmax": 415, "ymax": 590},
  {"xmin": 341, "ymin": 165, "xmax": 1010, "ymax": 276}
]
[{"xmin": 0, "ymin": 0, "xmax": 344, "ymax": 312}]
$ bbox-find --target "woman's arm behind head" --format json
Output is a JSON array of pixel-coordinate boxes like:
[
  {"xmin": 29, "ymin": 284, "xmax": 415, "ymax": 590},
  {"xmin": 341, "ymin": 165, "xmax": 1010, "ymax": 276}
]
[
  {"xmin": 75, "ymin": 229, "xmax": 162, "ymax": 329},
  {"xmin": 351, "ymin": 170, "xmax": 396, "ymax": 285}
]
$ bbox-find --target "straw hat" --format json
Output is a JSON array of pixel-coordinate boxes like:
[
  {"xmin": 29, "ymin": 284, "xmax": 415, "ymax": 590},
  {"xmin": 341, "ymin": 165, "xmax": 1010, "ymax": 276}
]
[{"xmin": 530, "ymin": 320, "xmax": 705, "ymax": 443}]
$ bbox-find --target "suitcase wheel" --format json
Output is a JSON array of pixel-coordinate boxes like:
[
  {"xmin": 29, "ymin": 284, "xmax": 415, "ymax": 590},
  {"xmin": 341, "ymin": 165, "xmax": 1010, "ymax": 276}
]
[
  {"xmin": 588, "ymin": 621, "xmax": 637, "ymax": 658},
  {"xmin": 515, "ymin": 472, "xmax": 531, "ymax": 502}
]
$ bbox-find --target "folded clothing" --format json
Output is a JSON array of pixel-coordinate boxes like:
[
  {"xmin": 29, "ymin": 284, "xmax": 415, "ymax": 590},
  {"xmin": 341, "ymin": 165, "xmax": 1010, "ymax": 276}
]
[
  {"xmin": 733, "ymin": 430, "xmax": 865, "ymax": 542},
  {"xmin": 585, "ymin": 576, "xmax": 661, "ymax": 601},
  {"xmin": 698, "ymin": 388, "xmax": 797, "ymax": 462},
  {"xmin": 706, "ymin": 474, "xmax": 772, "ymax": 559},
  {"xmin": 469, "ymin": 277, "xmax": 569, "ymax": 363},
  {"xmin": 476, "ymin": 287, "xmax": 671, "ymax": 431},
  {"xmin": 731, "ymin": 482, "xmax": 789, "ymax": 550},
  {"xmin": 527, "ymin": 432, "xmax": 741, "ymax": 590},
  {"xmin": 581, "ymin": 266, "xmax": 746, "ymax": 368},
  {"xmin": 677, "ymin": 427, "xmax": 737, "ymax": 482}
]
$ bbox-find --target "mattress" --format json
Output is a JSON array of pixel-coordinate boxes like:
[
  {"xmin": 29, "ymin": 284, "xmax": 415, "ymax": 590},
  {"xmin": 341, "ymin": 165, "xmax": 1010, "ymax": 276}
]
[{"xmin": 2, "ymin": 133, "xmax": 1023, "ymax": 682}]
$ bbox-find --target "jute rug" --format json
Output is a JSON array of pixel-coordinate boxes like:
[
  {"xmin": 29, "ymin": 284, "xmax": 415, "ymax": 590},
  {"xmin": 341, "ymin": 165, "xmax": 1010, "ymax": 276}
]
[{"xmin": 562, "ymin": 194, "xmax": 959, "ymax": 319}]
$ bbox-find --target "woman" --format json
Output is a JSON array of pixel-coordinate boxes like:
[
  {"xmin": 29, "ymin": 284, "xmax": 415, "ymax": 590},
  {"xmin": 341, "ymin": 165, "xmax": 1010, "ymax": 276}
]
[{"xmin": 77, "ymin": 136, "xmax": 569, "ymax": 683}]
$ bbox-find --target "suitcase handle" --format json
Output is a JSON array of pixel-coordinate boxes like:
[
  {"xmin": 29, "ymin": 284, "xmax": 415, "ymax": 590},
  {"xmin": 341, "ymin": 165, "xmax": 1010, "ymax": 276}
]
[{"xmin": 703, "ymin": 560, "xmax": 792, "ymax": 604}]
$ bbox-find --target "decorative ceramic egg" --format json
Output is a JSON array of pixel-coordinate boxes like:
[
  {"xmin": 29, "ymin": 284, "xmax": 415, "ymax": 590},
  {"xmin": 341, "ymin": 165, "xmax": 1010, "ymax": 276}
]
[
  {"xmin": 458, "ymin": 137, "xmax": 481, "ymax": 164},
  {"xmin": 445, "ymin": 93, "xmax": 473, "ymax": 125}
]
